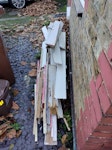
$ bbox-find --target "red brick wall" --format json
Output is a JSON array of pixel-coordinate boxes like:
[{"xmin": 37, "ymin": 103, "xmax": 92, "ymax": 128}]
[
  {"xmin": 76, "ymin": 43, "xmax": 112, "ymax": 150},
  {"xmin": 69, "ymin": 0, "xmax": 112, "ymax": 149}
]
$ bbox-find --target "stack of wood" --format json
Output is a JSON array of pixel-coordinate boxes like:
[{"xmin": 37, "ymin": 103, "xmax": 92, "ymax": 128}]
[
  {"xmin": 33, "ymin": 20, "xmax": 67, "ymax": 145},
  {"xmin": 20, "ymin": 1, "xmax": 57, "ymax": 17}
]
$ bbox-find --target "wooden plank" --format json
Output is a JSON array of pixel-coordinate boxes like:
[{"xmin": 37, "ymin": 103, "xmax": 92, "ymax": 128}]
[
  {"xmin": 74, "ymin": 0, "xmax": 84, "ymax": 15},
  {"xmin": 59, "ymin": 32, "xmax": 66, "ymax": 50},
  {"xmin": 43, "ymin": 102, "xmax": 47, "ymax": 134},
  {"xmin": 54, "ymin": 50, "xmax": 67, "ymax": 99},
  {"xmin": 44, "ymin": 131, "xmax": 57, "ymax": 145},
  {"xmin": 56, "ymin": 100, "xmax": 63, "ymax": 119},
  {"xmin": 49, "ymin": 48, "xmax": 56, "ymax": 65},
  {"xmin": 33, "ymin": 84, "xmax": 38, "ymax": 142},
  {"xmin": 64, "ymin": 117, "xmax": 71, "ymax": 131},
  {"xmin": 46, "ymin": 21, "xmax": 63, "ymax": 47},
  {"xmin": 51, "ymin": 115, "xmax": 57, "ymax": 142},
  {"xmin": 40, "ymin": 41, "xmax": 47, "ymax": 68},
  {"xmin": 43, "ymin": 64, "xmax": 48, "ymax": 134},
  {"xmin": 42, "ymin": 66, "xmax": 47, "ymax": 104},
  {"xmin": 42, "ymin": 26, "xmax": 48, "ymax": 40},
  {"xmin": 52, "ymin": 41, "xmax": 62, "ymax": 65},
  {"xmin": 36, "ymin": 72, "xmax": 43, "ymax": 119},
  {"xmin": 48, "ymin": 65, "xmax": 56, "ymax": 107}
]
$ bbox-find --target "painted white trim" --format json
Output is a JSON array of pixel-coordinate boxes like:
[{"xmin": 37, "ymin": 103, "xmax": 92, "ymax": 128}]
[
  {"xmin": 80, "ymin": 0, "xmax": 85, "ymax": 8},
  {"xmin": 42, "ymin": 26, "xmax": 48, "ymax": 40},
  {"xmin": 66, "ymin": 6, "xmax": 71, "ymax": 20},
  {"xmin": 54, "ymin": 50, "xmax": 66, "ymax": 99}
]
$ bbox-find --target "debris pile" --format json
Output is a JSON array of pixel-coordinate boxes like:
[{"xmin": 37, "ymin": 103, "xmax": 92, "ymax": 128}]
[
  {"xmin": 33, "ymin": 20, "xmax": 68, "ymax": 145},
  {"xmin": 20, "ymin": 1, "xmax": 57, "ymax": 17}
]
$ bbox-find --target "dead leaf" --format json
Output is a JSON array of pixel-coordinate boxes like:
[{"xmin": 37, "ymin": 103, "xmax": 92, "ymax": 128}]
[
  {"xmin": 7, "ymin": 129, "xmax": 16, "ymax": 139},
  {"xmin": 50, "ymin": 107, "xmax": 57, "ymax": 115},
  {"xmin": 31, "ymin": 100, "xmax": 34, "ymax": 105},
  {"xmin": 6, "ymin": 113, "xmax": 13, "ymax": 118},
  {"xmin": 13, "ymin": 89, "xmax": 19, "ymax": 97},
  {"xmin": 0, "ymin": 116, "xmax": 5, "ymax": 121},
  {"xmin": 21, "ymin": 61, "xmax": 27, "ymax": 66},
  {"xmin": 16, "ymin": 130, "xmax": 22, "ymax": 138},
  {"xmin": 61, "ymin": 134, "xmax": 68, "ymax": 145},
  {"xmin": 9, "ymin": 144, "xmax": 14, "ymax": 150},
  {"xmin": 0, "ymin": 122, "xmax": 10, "ymax": 136},
  {"xmin": 12, "ymin": 102, "xmax": 19, "ymax": 110},
  {"xmin": 0, "ymin": 132, "xmax": 6, "ymax": 142},
  {"xmin": 30, "ymin": 62, "xmax": 36, "ymax": 67},
  {"xmin": 28, "ymin": 69, "xmax": 37, "ymax": 77},
  {"xmin": 58, "ymin": 145, "xmax": 68, "ymax": 150}
]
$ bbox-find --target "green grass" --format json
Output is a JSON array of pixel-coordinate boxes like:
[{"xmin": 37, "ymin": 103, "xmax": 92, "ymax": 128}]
[
  {"xmin": 58, "ymin": 5, "xmax": 66, "ymax": 12},
  {"xmin": 0, "ymin": 16, "xmax": 36, "ymax": 34},
  {"xmin": 0, "ymin": 16, "xmax": 33, "ymax": 26},
  {"xmin": 11, "ymin": 123, "xmax": 21, "ymax": 131},
  {"xmin": 55, "ymin": 0, "xmax": 67, "ymax": 12}
]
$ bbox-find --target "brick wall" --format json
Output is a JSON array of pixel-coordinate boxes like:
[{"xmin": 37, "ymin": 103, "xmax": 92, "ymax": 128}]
[{"xmin": 69, "ymin": 0, "xmax": 112, "ymax": 149}]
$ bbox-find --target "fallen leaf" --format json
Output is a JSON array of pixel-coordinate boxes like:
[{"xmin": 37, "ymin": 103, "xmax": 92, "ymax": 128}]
[
  {"xmin": 21, "ymin": 61, "xmax": 27, "ymax": 66},
  {"xmin": 0, "ymin": 132, "xmax": 6, "ymax": 142},
  {"xmin": 6, "ymin": 113, "xmax": 13, "ymax": 118},
  {"xmin": 30, "ymin": 62, "xmax": 36, "ymax": 67},
  {"xmin": 50, "ymin": 107, "xmax": 57, "ymax": 115},
  {"xmin": 16, "ymin": 130, "xmax": 22, "ymax": 138},
  {"xmin": 9, "ymin": 144, "xmax": 14, "ymax": 150},
  {"xmin": 61, "ymin": 134, "xmax": 68, "ymax": 145},
  {"xmin": 12, "ymin": 102, "xmax": 19, "ymax": 110},
  {"xmin": 0, "ymin": 122, "xmax": 10, "ymax": 136},
  {"xmin": 28, "ymin": 69, "xmax": 37, "ymax": 77},
  {"xmin": 13, "ymin": 89, "xmax": 19, "ymax": 97},
  {"xmin": 31, "ymin": 100, "xmax": 34, "ymax": 105},
  {"xmin": 58, "ymin": 145, "xmax": 68, "ymax": 150},
  {"xmin": 7, "ymin": 129, "xmax": 16, "ymax": 139},
  {"xmin": 0, "ymin": 116, "xmax": 5, "ymax": 121}
]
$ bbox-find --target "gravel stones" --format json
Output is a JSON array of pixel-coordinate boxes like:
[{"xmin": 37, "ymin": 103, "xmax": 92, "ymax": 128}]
[{"xmin": 0, "ymin": 35, "xmax": 59, "ymax": 150}]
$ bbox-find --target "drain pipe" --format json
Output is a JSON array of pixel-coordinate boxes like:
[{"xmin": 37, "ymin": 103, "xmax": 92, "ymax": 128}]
[{"xmin": 68, "ymin": 33, "xmax": 77, "ymax": 150}]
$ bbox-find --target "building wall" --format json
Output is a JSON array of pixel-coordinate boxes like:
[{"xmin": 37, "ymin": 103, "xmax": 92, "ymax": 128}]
[{"xmin": 69, "ymin": 0, "xmax": 112, "ymax": 149}]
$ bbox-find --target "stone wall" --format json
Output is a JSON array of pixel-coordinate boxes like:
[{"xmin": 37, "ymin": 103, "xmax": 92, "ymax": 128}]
[{"xmin": 69, "ymin": 0, "xmax": 112, "ymax": 149}]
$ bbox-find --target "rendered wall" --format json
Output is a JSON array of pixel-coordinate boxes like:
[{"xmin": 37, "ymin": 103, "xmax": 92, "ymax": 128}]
[{"xmin": 69, "ymin": 0, "xmax": 112, "ymax": 149}]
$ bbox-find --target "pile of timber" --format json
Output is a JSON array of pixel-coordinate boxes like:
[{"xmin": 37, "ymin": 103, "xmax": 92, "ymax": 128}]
[{"xmin": 33, "ymin": 20, "xmax": 67, "ymax": 145}]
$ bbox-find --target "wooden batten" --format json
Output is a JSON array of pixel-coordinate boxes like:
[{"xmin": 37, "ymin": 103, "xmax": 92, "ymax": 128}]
[
  {"xmin": 51, "ymin": 115, "xmax": 57, "ymax": 142},
  {"xmin": 46, "ymin": 21, "xmax": 63, "ymax": 47},
  {"xmin": 36, "ymin": 73, "xmax": 43, "ymax": 119},
  {"xmin": 56, "ymin": 100, "xmax": 63, "ymax": 119},
  {"xmin": 48, "ymin": 65, "xmax": 56, "ymax": 108},
  {"xmin": 43, "ymin": 64, "xmax": 48, "ymax": 134},
  {"xmin": 33, "ymin": 84, "xmax": 38, "ymax": 142},
  {"xmin": 40, "ymin": 41, "xmax": 47, "ymax": 68},
  {"xmin": 64, "ymin": 117, "xmax": 71, "ymax": 131},
  {"xmin": 52, "ymin": 41, "xmax": 62, "ymax": 65},
  {"xmin": 44, "ymin": 131, "xmax": 57, "ymax": 145},
  {"xmin": 42, "ymin": 26, "xmax": 48, "ymax": 40},
  {"xmin": 59, "ymin": 32, "xmax": 66, "ymax": 50},
  {"xmin": 49, "ymin": 48, "xmax": 56, "ymax": 65},
  {"xmin": 54, "ymin": 50, "xmax": 67, "ymax": 99}
]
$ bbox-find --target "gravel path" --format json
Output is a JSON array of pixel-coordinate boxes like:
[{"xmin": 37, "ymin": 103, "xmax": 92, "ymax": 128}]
[{"xmin": 0, "ymin": 35, "xmax": 61, "ymax": 150}]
